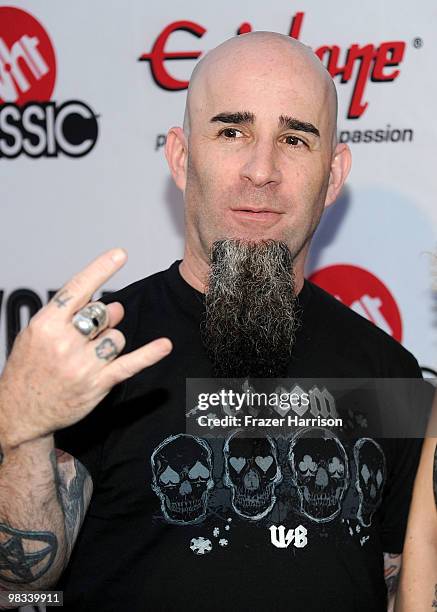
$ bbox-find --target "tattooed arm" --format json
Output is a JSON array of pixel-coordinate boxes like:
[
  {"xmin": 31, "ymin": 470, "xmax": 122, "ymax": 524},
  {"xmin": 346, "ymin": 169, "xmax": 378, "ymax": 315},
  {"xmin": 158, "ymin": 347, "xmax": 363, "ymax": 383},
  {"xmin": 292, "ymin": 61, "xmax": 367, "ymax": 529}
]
[
  {"xmin": 395, "ymin": 437, "xmax": 437, "ymax": 611},
  {"xmin": 0, "ymin": 249, "xmax": 171, "ymax": 608},
  {"xmin": 53, "ymin": 448, "xmax": 93, "ymax": 558},
  {"xmin": 384, "ymin": 552, "xmax": 401, "ymax": 611},
  {"xmin": 0, "ymin": 434, "xmax": 92, "ymax": 608}
]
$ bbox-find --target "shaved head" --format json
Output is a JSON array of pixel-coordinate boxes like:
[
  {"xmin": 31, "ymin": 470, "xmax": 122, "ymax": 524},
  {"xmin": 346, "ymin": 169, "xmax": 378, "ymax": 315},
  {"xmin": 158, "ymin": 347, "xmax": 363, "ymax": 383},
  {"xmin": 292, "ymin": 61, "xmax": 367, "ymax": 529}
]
[
  {"xmin": 184, "ymin": 31, "xmax": 338, "ymax": 146},
  {"xmin": 165, "ymin": 29, "xmax": 351, "ymax": 293}
]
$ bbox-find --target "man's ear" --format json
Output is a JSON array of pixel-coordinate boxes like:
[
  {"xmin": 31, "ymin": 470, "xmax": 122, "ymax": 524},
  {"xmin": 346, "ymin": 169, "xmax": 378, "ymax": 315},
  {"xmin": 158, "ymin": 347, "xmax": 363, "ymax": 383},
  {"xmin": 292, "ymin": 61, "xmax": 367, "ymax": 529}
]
[
  {"xmin": 165, "ymin": 127, "xmax": 188, "ymax": 192},
  {"xmin": 324, "ymin": 143, "xmax": 352, "ymax": 208}
]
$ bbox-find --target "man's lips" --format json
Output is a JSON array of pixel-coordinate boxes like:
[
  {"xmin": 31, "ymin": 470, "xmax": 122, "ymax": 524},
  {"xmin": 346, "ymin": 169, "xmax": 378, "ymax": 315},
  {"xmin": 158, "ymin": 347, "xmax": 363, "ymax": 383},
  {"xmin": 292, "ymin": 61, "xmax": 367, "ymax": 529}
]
[{"xmin": 230, "ymin": 208, "xmax": 283, "ymax": 222}]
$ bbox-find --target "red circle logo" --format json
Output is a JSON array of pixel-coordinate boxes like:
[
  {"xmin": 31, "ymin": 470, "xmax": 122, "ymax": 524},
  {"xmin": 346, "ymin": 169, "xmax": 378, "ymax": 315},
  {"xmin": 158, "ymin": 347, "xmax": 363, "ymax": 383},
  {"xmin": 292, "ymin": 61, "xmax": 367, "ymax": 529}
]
[
  {"xmin": 0, "ymin": 7, "xmax": 56, "ymax": 105},
  {"xmin": 308, "ymin": 264, "xmax": 403, "ymax": 342}
]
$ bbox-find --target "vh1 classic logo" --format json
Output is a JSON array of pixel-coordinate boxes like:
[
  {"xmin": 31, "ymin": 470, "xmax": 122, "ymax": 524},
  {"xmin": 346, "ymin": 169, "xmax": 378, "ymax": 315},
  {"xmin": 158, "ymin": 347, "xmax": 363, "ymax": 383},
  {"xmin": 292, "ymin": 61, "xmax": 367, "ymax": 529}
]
[
  {"xmin": 0, "ymin": 7, "xmax": 99, "ymax": 159},
  {"xmin": 138, "ymin": 11, "xmax": 406, "ymax": 120}
]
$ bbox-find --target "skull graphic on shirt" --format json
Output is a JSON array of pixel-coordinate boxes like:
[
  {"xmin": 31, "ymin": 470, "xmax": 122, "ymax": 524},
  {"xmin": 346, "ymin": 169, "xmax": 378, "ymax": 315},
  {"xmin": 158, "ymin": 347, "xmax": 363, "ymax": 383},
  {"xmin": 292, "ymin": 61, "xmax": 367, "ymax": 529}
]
[
  {"xmin": 223, "ymin": 432, "xmax": 282, "ymax": 521},
  {"xmin": 354, "ymin": 438, "xmax": 386, "ymax": 527},
  {"xmin": 288, "ymin": 427, "xmax": 349, "ymax": 523},
  {"xmin": 151, "ymin": 434, "xmax": 214, "ymax": 524}
]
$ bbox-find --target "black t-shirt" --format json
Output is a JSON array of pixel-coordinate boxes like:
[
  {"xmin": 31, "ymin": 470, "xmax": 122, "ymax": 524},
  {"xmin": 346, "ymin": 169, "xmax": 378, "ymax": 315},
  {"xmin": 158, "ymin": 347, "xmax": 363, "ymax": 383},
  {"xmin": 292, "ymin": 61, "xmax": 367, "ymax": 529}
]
[{"xmin": 55, "ymin": 260, "xmax": 423, "ymax": 612}]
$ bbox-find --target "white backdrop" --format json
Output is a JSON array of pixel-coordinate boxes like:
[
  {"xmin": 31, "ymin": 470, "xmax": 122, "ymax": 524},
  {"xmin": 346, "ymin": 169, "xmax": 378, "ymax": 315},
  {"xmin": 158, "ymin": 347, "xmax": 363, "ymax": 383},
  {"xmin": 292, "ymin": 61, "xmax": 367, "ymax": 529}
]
[{"xmin": 1, "ymin": 0, "xmax": 436, "ymax": 373}]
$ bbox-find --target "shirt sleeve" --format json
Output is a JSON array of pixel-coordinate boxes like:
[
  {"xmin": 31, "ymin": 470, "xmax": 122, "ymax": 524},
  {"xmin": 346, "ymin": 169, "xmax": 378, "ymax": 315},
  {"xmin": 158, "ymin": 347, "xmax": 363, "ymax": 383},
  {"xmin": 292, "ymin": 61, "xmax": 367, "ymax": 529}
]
[
  {"xmin": 378, "ymin": 437, "xmax": 423, "ymax": 553},
  {"xmin": 377, "ymin": 346, "xmax": 434, "ymax": 553},
  {"xmin": 377, "ymin": 377, "xmax": 435, "ymax": 552}
]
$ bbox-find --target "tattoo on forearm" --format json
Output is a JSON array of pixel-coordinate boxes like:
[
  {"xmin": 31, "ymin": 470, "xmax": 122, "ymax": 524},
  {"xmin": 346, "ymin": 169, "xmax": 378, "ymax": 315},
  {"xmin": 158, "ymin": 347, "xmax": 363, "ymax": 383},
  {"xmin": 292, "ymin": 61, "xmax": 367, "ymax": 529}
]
[
  {"xmin": 53, "ymin": 290, "xmax": 73, "ymax": 309},
  {"xmin": 0, "ymin": 524, "xmax": 57, "ymax": 584},
  {"xmin": 53, "ymin": 450, "xmax": 91, "ymax": 553},
  {"xmin": 384, "ymin": 552, "xmax": 401, "ymax": 601},
  {"xmin": 432, "ymin": 584, "xmax": 437, "ymax": 608},
  {"xmin": 385, "ymin": 574, "xmax": 398, "ymax": 598},
  {"xmin": 95, "ymin": 337, "xmax": 118, "ymax": 361}
]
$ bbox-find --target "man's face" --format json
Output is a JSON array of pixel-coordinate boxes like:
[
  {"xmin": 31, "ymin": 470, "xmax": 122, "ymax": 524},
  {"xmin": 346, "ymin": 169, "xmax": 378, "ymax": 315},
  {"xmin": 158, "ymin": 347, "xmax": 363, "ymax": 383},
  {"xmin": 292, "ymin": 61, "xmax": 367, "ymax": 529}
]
[{"xmin": 178, "ymin": 39, "xmax": 339, "ymax": 269}]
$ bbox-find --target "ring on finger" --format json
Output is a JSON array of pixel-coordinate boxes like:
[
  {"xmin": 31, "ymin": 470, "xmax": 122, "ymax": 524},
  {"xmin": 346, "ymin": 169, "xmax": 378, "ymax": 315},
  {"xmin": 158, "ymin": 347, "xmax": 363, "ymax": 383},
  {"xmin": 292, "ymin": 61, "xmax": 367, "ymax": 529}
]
[{"xmin": 72, "ymin": 301, "xmax": 109, "ymax": 340}]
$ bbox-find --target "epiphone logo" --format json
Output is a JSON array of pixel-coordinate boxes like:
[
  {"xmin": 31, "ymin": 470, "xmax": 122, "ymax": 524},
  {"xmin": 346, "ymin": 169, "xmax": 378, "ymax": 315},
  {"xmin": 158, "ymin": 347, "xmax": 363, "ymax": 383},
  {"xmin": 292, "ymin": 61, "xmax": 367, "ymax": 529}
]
[{"xmin": 138, "ymin": 12, "xmax": 406, "ymax": 120}]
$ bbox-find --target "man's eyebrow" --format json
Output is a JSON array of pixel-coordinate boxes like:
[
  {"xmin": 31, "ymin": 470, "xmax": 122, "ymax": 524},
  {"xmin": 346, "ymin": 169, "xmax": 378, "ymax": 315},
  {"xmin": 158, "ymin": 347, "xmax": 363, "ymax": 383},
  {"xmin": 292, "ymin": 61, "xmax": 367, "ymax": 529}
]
[
  {"xmin": 209, "ymin": 112, "xmax": 320, "ymax": 138},
  {"xmin": 279, "ymin": 115, "xmax": 320, "ymax": 138},
  {"xmin": 210, "ymin": 112, "xmax": 255, "ymax": 125}
]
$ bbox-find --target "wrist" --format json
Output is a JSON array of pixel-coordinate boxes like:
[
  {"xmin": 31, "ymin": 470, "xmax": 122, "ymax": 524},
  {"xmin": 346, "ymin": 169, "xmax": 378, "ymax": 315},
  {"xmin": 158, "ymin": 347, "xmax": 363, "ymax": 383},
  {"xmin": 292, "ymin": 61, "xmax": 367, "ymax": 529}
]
[
  {"xmin": 1, "ymin": 429, "xmax": 55, "ymax": 459},
  {"xmin": 0, "ymin": 377, "xmax": 48, "ymax": 451}
]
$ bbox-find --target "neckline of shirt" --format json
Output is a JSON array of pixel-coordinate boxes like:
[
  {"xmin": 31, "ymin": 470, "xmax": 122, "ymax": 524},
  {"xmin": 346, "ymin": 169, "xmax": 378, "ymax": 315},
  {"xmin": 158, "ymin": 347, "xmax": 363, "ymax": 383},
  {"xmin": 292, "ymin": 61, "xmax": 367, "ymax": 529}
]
[{"xmin": 166, "ymin": 259, "xmax": 312, "ymax": 311}]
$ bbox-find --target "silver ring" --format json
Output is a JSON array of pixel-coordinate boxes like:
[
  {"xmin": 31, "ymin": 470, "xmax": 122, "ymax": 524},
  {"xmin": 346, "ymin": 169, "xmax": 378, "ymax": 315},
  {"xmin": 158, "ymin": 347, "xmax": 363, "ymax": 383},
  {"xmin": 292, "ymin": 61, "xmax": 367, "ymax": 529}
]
[{"xmin": 72, "ymin": 301, "xmax": 108, "ymax": 340}]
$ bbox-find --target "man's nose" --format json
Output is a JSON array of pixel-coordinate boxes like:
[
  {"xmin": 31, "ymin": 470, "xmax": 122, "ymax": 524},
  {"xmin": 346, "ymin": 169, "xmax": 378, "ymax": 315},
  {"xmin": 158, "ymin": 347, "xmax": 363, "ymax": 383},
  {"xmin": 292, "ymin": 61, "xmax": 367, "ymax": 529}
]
[{"xmin": 240, "ymin": 140, "xmax": 282, "ymax": 188}]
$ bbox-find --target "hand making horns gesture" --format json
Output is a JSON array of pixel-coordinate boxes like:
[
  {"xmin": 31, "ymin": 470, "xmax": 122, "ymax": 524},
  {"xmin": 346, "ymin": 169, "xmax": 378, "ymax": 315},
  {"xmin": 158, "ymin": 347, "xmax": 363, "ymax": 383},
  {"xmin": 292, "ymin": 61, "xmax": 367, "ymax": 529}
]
[{"xmin": 0, "ymin": 248, "xmax": 173, "ymax": 450}]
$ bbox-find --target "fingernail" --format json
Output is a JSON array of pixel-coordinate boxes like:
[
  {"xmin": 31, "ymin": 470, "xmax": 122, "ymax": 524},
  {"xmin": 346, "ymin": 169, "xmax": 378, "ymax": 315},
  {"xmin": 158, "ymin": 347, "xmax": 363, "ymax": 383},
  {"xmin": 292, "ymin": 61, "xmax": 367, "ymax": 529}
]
[
  {"xmin": 159, "ymin": 338, "xmax": 173, "ymax": 355},
  {"xmin": 111, "ymin": 248, "xmax": 127, "ymax": 263}
]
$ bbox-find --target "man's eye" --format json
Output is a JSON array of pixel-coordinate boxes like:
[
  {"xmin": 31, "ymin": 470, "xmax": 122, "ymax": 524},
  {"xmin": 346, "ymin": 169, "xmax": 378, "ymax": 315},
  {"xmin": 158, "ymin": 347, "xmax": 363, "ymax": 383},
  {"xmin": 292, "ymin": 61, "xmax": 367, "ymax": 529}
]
[
  {"xmin": 283, "ymin": 135, "xmax": 305, "ymax": 147},
  {"xmin": 220, "ymin": 128, "xmax": 243, "ymax": 139}
]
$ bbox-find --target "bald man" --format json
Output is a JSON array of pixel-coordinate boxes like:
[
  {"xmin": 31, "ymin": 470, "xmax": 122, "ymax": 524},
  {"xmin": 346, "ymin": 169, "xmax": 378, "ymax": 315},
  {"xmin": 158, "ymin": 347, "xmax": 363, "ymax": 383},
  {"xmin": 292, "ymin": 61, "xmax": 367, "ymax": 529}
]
[{"xmin": 0, "ymin": 32, "xmax": 422, "ymax": 612}]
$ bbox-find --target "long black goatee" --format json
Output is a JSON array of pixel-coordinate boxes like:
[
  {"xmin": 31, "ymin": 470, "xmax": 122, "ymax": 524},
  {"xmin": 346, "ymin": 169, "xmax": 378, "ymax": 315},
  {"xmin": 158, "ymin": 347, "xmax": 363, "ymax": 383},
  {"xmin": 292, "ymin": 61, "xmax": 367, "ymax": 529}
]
[{"xmin": 200, "ymin": 239, "xmax": 301, "ymax": 378}]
